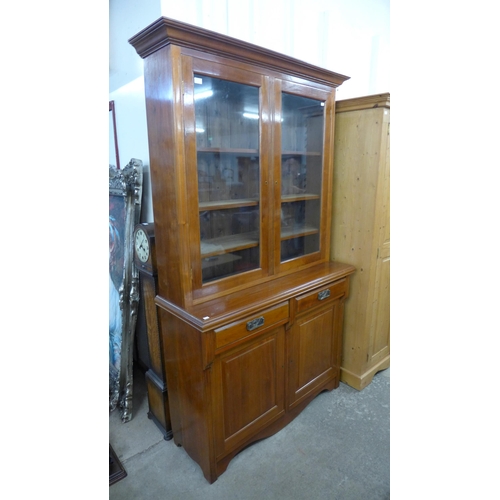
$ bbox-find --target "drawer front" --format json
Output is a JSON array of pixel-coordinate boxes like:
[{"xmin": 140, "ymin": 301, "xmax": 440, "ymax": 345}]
[
  {"xmin": 294, "ymin": 278, "xmax": 347, "ymax": 315},
  {"xmin": 215, "ymin": 302, "xmax": 289, "ymax": 350}
]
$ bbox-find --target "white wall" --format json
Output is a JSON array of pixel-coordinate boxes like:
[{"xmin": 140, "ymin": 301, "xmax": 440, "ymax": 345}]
[{"xmin": 109, "ymin": 0, "xmax": 390, "ymax": 221}]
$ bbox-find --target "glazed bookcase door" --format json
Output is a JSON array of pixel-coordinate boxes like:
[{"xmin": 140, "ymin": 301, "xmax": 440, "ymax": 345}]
[
  {"xmin": 274, "ymin": 81, "xmax": 335, "ymax": 273},
  {"xmin": 183, "ymin": 57, "xmax": 272, "ymax": 299}
]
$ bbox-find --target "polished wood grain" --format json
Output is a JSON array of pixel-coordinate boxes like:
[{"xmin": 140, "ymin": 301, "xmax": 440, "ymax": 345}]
[
  {"xmin": 141, "ymin": 276, "xmax": 172, "ymax": 440},
  {"xmin": 131, "ymin": 18, "xmax": 349, "ymax": 307},
  {"xmin": 331, "ymin": 93, "xmax": 390, "ymax": 390},
  {"xmin": 214, "ymin": 302, "xmax": 289, "ymax": 351},
  {"xmin": 213, "ymin": 326, "xmax": 285, "ymax": 458},
  {"xmin": 129, "ymin": 17, "xmax": 353, "ymax": 484},
  {"xmin": 156, "ymin": 263, "xmax": 353, "ymax": 483},
  {"xmin": 293, "ymin": 278, "xmax": 347, "ymax": 315},
  {"xmin": 129, "ymin": 17, "xmax": 349, "ymax": 87},
  {"xmin": 156, "ymin": 262, "xmax": 355, "ymax": 333},
  {"xmin": 288, "ymin": 302, "xmax": 337, "ymax": 410},
  {"xmin": 134, "ymin": 223, "xmax": 173, "ymax": 440},
  {"xmin": 159, "ymin": 308, "xmax": 216, "ymax": 479},
  {"xmin": 142, "ymin": 45, "xmax": 188, "ymax": 305}
]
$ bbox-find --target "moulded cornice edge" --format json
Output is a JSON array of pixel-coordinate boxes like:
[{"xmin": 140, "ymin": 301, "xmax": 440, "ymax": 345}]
[{"xmin": 129, "ymin": 17, "xmax": 350, "ymax": 88}]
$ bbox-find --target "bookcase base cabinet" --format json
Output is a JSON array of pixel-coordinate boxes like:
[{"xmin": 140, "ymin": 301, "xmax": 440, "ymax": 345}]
[{"xmin": 157, "ymin": 263, "xmax": 354, "ymax": 484}]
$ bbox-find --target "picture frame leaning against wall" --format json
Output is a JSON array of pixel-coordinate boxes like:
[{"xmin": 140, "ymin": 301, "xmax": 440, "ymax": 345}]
[{"xmin": 109, "ymin": 158, "xmax": 143, "ymax": 422}]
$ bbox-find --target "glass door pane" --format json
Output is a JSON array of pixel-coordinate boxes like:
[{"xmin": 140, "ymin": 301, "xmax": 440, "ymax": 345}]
[
  {"xmin": 280, "ymin": 92, "xmax": 325, "ymax": 262},
  {"xmin": 194, "ymin": 74, "xmax": 261, "ymax": 283}
]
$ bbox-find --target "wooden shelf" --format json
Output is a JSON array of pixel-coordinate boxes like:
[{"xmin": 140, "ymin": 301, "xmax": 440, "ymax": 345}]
[
  {"xmin": 282, "ymin": 151, "xmax": 321, "ymax": 157},
  {"xmin": 199, "ymin": 199, "xmax": 259, "ymax": 211},
  {"xmin": 201, "ymin": 232, "xmax": 259, "ymax": 257},
  {"xmin": 280, "ymin": 224, "xmax": 318, "ymax": 241},
  {"xmin": 202, "ymin": 253, "xmax": 242, "ymax": 270},
  {"xmin": 198, "ymin": 148, "xmax": 259, "ymax": 155},
  {"xmin": 281, "ymin": 193, "xmax": 320, "ymax": 203}
]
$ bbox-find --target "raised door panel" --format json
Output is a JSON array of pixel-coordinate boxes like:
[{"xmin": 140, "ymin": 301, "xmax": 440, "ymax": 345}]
[
  {"xmin": 368, "ymin": 115, "xmax": 390, "ymax": 367},
  {"xmin": 287, "ymin": 299, "xmax": 341, "ymax": 410},
  {"xmin": 370, "ymin": 250, "xmax": 390, "ymax": 363},
  {"xmin": 213, "ymin": 327, "xmax": 285, "ymax": 458},
  {"xmin": 379, "ymin": 117, "xmax": 390, "ymax": 252}
]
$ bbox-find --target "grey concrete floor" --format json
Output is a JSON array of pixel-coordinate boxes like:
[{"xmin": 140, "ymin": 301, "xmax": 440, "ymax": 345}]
[{"xmin": 110, "ymin": 367, "xmax": 390, "ymax": 500}]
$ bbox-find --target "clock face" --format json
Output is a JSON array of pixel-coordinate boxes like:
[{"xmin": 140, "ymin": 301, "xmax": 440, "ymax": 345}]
[{"xmin": 135, "ymin": 229, "xmax": 150, "ymax": 263}]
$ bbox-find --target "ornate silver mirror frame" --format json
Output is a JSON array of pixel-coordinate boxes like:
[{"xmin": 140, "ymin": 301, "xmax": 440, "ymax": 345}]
[{"xmin": 109, "ymin": 159, "xmax": 143, "ymax": 422}]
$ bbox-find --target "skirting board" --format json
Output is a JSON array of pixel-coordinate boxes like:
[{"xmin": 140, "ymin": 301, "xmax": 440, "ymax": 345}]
[{"xmin": 340, "ymin": 356, "xmax": 390, "ymax": 391}]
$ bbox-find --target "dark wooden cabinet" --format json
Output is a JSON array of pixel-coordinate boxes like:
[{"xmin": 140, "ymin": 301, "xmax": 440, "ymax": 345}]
[
  {"xmin": 130, "ymin": 17, "xmax": 354, "ymax": 483},
  {"xmin": 134, "ymin": 223, "xmax": 172, "ymax": 440}
]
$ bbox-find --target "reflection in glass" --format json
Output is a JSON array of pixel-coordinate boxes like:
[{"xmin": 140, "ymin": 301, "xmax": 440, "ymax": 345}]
[
  {"xmin": 280, "ymin": 93, "xmax": 324, "ymax": 262},
  {"xmin": 194, "ymin": 74, "xmax": 260, "ymax": 283}
]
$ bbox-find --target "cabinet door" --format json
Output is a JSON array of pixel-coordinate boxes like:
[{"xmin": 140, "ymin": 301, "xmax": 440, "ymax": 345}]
[
  {"xmin": 212, "ymin": 326, "xmax": 285, "ymax": 458},
  {"xmin": 274, "ymin": 81, "xmax": 335, "ymax": 273},
  {"xmin": 287, "ymin": 298, "xmax": 343, "ymax": 410},
  {"xmin": 183, "ymin": 57, "xmax": 272, "ymax": 300}
]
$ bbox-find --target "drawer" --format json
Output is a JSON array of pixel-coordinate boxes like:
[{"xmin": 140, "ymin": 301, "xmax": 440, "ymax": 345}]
[
  {"xmin": 294, "ymin": 278, "xmax": 347, "ymax": 315},
  {"xmin": 215, "ymin": 302, "xmax": 289, "ymax": 350}
]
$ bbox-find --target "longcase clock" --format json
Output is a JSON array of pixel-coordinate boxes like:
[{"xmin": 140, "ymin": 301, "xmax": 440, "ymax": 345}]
[{"xmin": 133, "ymin": 222, "xmax": 172, "ymax": 440}]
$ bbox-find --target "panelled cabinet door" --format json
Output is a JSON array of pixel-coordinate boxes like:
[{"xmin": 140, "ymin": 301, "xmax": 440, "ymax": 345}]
[
  {"xmin": 182, "ymin": 56, "xmax": 272, "ymax": 301},
  {"xmin": 287, "ymin": 299, "xmax": 343, "ymax": 410},
  {"xmin": 212, "ymin": 327, "xmax": 285, "ymax": 458}
]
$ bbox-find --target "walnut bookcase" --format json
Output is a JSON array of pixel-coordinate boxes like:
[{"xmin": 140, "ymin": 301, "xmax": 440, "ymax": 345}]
[{"xmin": 130, "ymin": 17, "xmax": 354, "ymax": 483}]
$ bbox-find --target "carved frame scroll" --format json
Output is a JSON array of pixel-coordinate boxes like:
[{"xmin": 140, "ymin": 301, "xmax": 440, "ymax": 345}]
[{"xmin": 109, "ymin": 159, "xmax": 143, "ymax": 422}]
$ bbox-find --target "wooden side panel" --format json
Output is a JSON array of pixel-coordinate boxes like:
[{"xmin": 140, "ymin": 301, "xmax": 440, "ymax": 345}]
[
  {"xmin": 143, "ymin": 45, "xmax": 192, "ymax": 308},
  {"xmin": 159, "ymin": 308, "xmax": 215, "ymax": 482}
]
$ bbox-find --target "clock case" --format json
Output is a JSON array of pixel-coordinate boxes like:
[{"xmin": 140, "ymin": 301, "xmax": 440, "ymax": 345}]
[
  {"xmin": 134, "ymin": 223, "xmax": 156, "ymax": 275},
  {"xmin": 133, "ymin": 223, "xmax": 172, "ymax": 440}
]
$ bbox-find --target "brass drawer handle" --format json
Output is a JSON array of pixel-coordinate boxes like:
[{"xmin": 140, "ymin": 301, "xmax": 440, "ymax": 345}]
[
  {"xmin": 318, "ymin": 289, "xmax": 331, "ymax": 301},
  {"xmin": 246, "ymin": 316, "xmax": 265, "ymax": 331}
]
